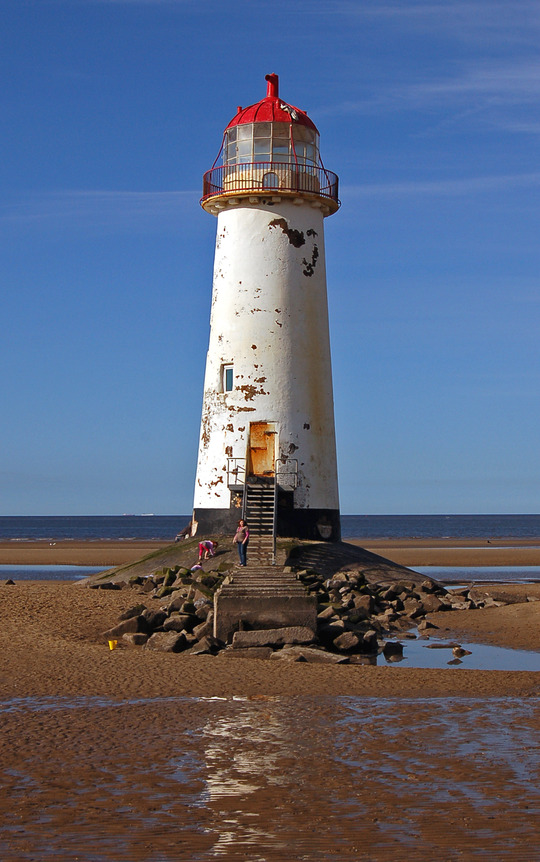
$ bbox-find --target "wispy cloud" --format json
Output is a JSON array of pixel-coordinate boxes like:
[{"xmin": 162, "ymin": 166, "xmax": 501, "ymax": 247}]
[
  {"xmin": 0, "ymin": 189, "xmax": 199, "ymax": 232},
  {"xmin": 344, "ymin": 171, "xmax": 540, "ymax": 198},
  {"xmin": 319, "ymin": 58, "xmax": 540, "ymax": 135},
  {"xmin": 316, "ymin": 1, "xmax": 540, "ymax": 42}
]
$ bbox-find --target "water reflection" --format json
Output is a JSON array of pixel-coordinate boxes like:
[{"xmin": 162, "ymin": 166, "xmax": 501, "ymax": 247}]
[{"xmin": 0, "ymin": 696, "xmax": 539, "ymax": 860}]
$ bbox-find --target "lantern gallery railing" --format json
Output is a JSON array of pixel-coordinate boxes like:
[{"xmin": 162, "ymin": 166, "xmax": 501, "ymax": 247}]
[{"xmin": 202, "ymin": 162, "xmax": 339, "ymax": 206}]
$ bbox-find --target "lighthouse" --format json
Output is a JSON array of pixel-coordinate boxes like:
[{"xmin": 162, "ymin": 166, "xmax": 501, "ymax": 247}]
[{"xmin": 193, "ymin": 74, "xmax": 340, "ymax": 543}]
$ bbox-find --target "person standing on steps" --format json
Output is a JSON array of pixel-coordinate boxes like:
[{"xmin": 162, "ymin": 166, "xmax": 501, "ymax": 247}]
[{"xmin": 233, "ymin": 519, "xmax": 249, "ymax": 566}]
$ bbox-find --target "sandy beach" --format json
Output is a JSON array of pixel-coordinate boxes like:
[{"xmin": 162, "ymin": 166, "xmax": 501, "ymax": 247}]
[
  {"xmin": 3, "ymin": 536, "xmax": 540, "ymax": 567},
  {"xmin": 1, "ymin": 547, "xmax": 539, "ymax": 860}
]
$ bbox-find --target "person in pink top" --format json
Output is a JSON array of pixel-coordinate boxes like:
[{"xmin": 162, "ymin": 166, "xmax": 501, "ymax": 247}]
[
  {"xmin": 233, "ymin": 520, "xmax": 249, "ymax": 566},
  {"xmin": 198, "ymin": 539, "xmax": 218, "ymax": 562}
]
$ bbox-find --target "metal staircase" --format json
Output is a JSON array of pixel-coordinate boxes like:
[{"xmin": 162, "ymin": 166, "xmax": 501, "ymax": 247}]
[{"xmin": 243, "ymin": 481, "xmax": 276, "ymax": 566}]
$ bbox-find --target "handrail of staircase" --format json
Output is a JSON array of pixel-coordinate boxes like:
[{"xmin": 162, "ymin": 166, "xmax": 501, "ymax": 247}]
[
  {"xmin": 227, "ymin": 457, "xmax": 246, "ymax": 488},
  {"xmin": 275, "ymin": 458, "xmax": 298, "ymax": 490},
  {"xmin": 272, "ymin": 476, "xmax": 277, "ymax": 565}
]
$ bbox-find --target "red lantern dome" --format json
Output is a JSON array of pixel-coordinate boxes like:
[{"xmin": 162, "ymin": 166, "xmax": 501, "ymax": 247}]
[
  {"xmin": 225, "ymin": 73, "xmax": 318, "ymax": 133},
  {"xmin": 201, "ymin": 74, "xmax": 339, "ymax": 216}
]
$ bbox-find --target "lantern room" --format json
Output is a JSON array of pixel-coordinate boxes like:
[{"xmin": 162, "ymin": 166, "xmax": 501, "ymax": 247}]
[{"xmin": 201, "ymin": 74, "xmax": 339, "ymax": 216}]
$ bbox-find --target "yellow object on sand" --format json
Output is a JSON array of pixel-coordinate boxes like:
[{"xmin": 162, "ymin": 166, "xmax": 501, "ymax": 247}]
[{"xmin": 108, "ymin": 639, "xmax": 118, "ymax": 651}]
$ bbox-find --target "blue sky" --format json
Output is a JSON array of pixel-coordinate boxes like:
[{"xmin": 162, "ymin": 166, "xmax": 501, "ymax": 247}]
[{"xmin": 2, "ymin": 0, "xmax": 539, "ymax": 515}]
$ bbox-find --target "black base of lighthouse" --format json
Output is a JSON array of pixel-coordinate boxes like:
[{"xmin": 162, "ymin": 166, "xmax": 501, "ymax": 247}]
[{"xmin": 193, "ymin": 504, "xmax": 341, "ymax": 542}]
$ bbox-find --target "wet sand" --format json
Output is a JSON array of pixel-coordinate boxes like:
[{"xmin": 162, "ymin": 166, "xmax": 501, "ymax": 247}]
[
  {"xmin": 0, "ymin": 581, "xmax": 539, "ymax": 861},
  {"xmin": 0, "ymin": 539, "xmax": 169, "ymax": 566},
  {"xmin": 1, "ymin": 566, "xmax": 539, "ymax": 859},
  {"xmin": 0, "ymin": 580, "xmax": 539, "ymax": 701},
  {"xmin": 2, "ymin": 536, "xmax": 540, "ymax": 567}
]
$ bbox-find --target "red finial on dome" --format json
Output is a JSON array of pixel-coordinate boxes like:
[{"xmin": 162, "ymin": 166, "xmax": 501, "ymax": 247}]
[
  {"xmin": 265, "ymin": 73, "xmax": 279, "ymax": 99},
  {"xmin": 225, "ymin": 74, "xmax": 318, "ymax": 132}
]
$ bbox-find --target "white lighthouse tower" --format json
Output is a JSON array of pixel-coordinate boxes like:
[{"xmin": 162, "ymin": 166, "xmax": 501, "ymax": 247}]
[{"xmin": 193, "ymin": 74, "xmax": 340, "ymax": 542}]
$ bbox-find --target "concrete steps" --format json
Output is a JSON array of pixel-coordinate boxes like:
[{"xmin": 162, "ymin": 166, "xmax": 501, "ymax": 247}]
[{"xmin": 214, "ymin": 564, "xmax": 317, "ymax": 642}]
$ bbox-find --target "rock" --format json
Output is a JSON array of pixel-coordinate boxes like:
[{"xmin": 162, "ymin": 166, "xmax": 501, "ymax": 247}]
[
  {"xmin": 419, "ymin": 594, "xmax": 446, "ymax": 614},
  {"xmin": 192, "ymin": 619, "xmax": 213, "ymax": 640},
  {"xmin": 271, "ymin": 646, "xmax": 349, "ymax": 664},
  {"xmin": 402, "ymin": 598, "xmax": 423, "ymax": 617},
  {"xmin": 188, "ymin": 635, "xmax": 220, "ymax": 655},
  {"xmin": 318, "ymin": 619, "xmax": 345, "ymax": 645},
  {"xmin": 5, "ymin": 579, "xmax": 15, "ymax": 586},
  {"xmin": 163, "ymin": 616, "xmax": 191, "ymax": 633},
  {"xmin": 269, "ymin": 649, "xmax": 306, "ymax": 662},
  {"xmin": 167, "ymin": 592, "xmax": 189, "ymax": 612},
  {"xmin": 383, "ymin": 641, "xmax": 404, "ymax": 660},
  {"xmin": 361, "ymin": 630, "xmax": 379, "ymax": 651},
  {"xmin": 527, "ymin": 595, "xmax": 540, "ymax": 602},
  {"xmin": 122, "ymin": 633, "xmax": 148, "ymax": 647},
  {"xmin": 141, "ymin": 579, "xmax": 156, "ymax": 594},
  {"xmin": 217, "ymin": 647, "xmax": 274, "ymax": 660},
  {"xmin": 141, "ymin": 609, "xmax": 167, "ymax": 631},
  {"xmin": 144, "ymin": 631, "xmax": 187, "ymax": 653},
  {"xmin": 353, "ymin": 594, "xmax": 373, "ymax": 614},
  {"xmin": 420, "ymin": 578, "xmax": 439, "ymax": 593},
  {"xmin": 195, "ymin": 603, "xmax": 212, "ymax": 620},
  {"xmin": 317, "ymin": 605, "xmax": 337, "ymax": 621},
  {"xmin": 333, "ymin": 631, "xmax": 361, "ymax": 652},
  {"xmin": 232, "ymin": 626, "xmax": 316, "ymax": 649},
  {"xmin": 103, "ymin": 616, "xmax": 144, "ymax": 639},
  {"xmin": 90, "ymin": 581, "xmax": 121, "ymax": 591},
  {"xmin": 417, "ymin": 619, "xmax": 438, "ymax": 632},
  {"xmin": 119, "ymin": 604, "xmax": 146, "ymax": 621}
]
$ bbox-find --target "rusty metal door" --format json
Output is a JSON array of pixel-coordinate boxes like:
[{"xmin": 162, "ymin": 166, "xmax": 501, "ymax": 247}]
[{"xmin": 249, "ymin": 422, "xmax": 276, "ymax": 477}]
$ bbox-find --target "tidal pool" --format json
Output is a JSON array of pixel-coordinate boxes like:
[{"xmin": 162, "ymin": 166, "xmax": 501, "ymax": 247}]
[{"xmin": 0, "ymin": 564, "xmax": 108, "ymax": 581}]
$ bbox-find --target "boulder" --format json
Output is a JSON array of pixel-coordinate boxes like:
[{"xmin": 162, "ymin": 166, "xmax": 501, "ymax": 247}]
[
  {"xmin": 142, "ymin": 609, "xmax": 167, "ymax": 631},
  {"xmin": 317, "ymin": 605, "xmax": 337, "ymax": 621},
  {"xmin": 163, "ymin": 616, "xmax": 191, "ymax": 633},
  {"xmin": 122, "ymin": 632, "xmax": 148, "ymax": 647},
  {"xmin": 192, "ymin": 619, "xmax": 213, "ymax": 640},
  {"xmin": 217, "ymin": 647, "xmax": 274, "ymax": 660},
  {"xmin": 402, "ymin": 598, "xmax": 423, "ymax": 617},
  {"xmin": 272, "ymin": 646, "xmax": 349, "ymax": 664},
  {"xmin": 333, "ymin": 631, "xmax": 361, "ymax": 652},
  {"xmin": 383, "ymin": 641, "xmax": 404, "ymax": 660},
  {"xmin": 417, "ymin": 619, "xmax": 438, "ymax": 632},
  {"xmin": 232, "ymin": 626, "xmax": 316, "ymax": 649},
  {"xmin": 119, "ymin": 604, "xmax": 146, "ymax": 622},
  {"xmin": 144, "ymin": 631, "xmax": 187, "ymax": 653},
  {"xmin": 361, "ymin": 630, "xmax": 379, "ymax": 652},
  {"xmin": 103, "ymin": 616, "xmax": 144, "ymax": 640},
  {"xmin": 419, "ymin": 594, "xmax": 446, "ymax": 614},
  {"xmin": 188, "ymin": 635, "xmax": 220, "ymax": 655}
]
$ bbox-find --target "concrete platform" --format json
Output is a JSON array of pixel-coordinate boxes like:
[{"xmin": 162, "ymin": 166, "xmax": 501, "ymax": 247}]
[{"xmin": 213, "ymin": 565, "xmax": 317, "ymax": 643}]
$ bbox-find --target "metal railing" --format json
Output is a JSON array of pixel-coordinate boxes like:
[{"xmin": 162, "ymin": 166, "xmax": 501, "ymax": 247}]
[
  {"xmin": 275, "ymin": 458, "xmax": 298, "ymax": 491},
  {"xmin": 227, "ymin": 457, "xmax": 246, "ymax": 488},
  {"xmin": 202, "ymin": 162, "xmax": 339, "ymax": 206}
]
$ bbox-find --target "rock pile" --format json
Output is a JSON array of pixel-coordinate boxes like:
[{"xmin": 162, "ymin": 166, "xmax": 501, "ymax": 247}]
[
  {"xmin": 101, "ymin": 565, "xmax": 224, "ymax": 655},
  {"xmin": 99, "ymin": 564, "xmax": 514, "ymax": 661}
]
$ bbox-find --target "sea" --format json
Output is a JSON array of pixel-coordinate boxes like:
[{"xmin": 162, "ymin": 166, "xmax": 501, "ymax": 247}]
[
  {"xmin": 1, "ymin": 513, "xmax": 540, "ymax": 542},
  {"xmin": 2, "ymin": 514, "xmax": 540, "ymax": 585}
]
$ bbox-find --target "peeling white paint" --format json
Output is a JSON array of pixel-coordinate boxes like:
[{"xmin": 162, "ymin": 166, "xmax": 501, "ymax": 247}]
[{"xmin": 194, "ymin": 199, "xmax": 339, "ymax": 514}]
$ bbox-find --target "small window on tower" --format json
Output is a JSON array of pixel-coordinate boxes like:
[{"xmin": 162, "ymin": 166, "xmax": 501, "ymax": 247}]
[{"xmin": 223, "ymin": 365, "xmax": 234, "ymax": 392}]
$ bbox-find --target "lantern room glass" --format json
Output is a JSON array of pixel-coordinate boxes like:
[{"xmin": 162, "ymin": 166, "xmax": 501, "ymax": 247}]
[{"xmin": 223, "ymin": 122, "xmax": 319, "ymax": 167}]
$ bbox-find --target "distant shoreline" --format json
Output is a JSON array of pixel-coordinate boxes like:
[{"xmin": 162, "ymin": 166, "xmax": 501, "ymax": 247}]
[{"xmin": 2, "ymin": 538, "xmax": 540, "ymax": 567}]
